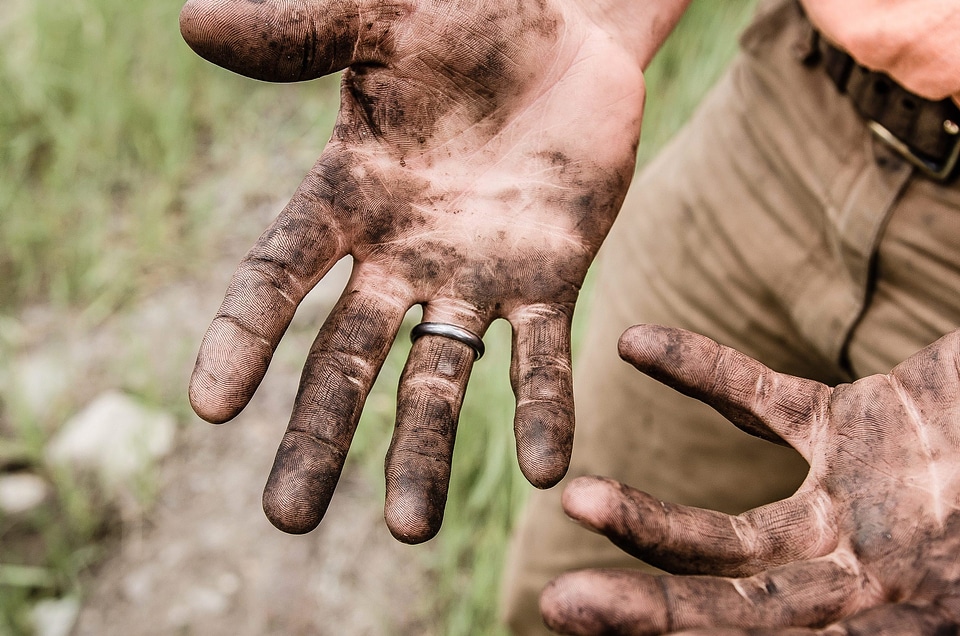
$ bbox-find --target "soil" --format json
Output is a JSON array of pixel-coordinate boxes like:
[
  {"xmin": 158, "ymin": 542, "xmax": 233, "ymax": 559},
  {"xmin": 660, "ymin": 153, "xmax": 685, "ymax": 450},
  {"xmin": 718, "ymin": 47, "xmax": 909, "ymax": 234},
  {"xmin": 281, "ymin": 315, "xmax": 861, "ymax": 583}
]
[
  {"xmin": 64, "ymin": 257, "xmax": 439, "ymax": 636},
  {"xmin": 74, "ymin": 382, "xmax": 436, "ymax": 635}
]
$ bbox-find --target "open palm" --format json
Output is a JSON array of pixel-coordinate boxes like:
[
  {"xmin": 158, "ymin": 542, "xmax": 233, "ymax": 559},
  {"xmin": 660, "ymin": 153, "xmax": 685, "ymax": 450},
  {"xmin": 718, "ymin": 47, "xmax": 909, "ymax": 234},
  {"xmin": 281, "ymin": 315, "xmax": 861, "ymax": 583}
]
[
  {"xmin": 180, "ymin": 0, "xmax": 646, "ymax": 542},
  {"xmin": 542, "ymin": 325, "xmax": 960, "ymax": 634}
]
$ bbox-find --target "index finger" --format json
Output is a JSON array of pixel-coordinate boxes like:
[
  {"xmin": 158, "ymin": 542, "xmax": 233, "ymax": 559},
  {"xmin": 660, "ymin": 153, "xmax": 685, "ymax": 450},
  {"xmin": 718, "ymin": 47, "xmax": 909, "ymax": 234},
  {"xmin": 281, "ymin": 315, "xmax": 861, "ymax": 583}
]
[
  {"xmin": 540, "ymin": 553, "xmax": 862, "ymax": 636},
  {"xmin": 561, "ymin": 476, "xmax": 836, "ymax": 578},
  {"xmin": 189, "ymin": 174, "xmax": 346, "ymax": 423},
  {"xmin": 617, "ymin": 325, "xmax": 831, "ymax": 459}
]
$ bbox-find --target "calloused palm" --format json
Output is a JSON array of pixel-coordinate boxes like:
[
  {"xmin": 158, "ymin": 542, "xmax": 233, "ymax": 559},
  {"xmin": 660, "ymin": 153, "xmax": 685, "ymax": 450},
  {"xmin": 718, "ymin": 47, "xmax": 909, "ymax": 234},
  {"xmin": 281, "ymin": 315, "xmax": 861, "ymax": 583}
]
[
  {"xmin": 541, "ymin": 324, "xmax": 960, "ymax": 635},
  {"xmin": 180, "ymin": 0, "xmax": 649, "ymax": 542}
]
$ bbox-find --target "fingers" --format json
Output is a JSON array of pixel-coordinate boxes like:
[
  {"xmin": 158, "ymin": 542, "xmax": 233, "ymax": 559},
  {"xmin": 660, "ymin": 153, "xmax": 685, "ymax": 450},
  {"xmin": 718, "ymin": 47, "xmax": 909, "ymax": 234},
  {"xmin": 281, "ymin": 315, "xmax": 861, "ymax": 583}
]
[
  {"xmin": 560, "ymin": 476, "xmax": 837, "ymax": 578},
  {"xmin": 380, "ymin": 302, "xmax": 577, "ymax": 539},
  {"xmin": 189, "ymin": 187, "xmax": 346, "ymax": 424},
  {"xmin": 618, "ymin": 325, "xmax": 831, "ymax": 458},
  {"xmin": 179, "ymin": 0, "xmax": 399, "ymax": 82},
  {"xmin": 824, "ymin": 602, "xmax": 959, "ymax": 635},
  {"xmin": 673, "ymin": 597, "xmax": 960, "ymax": 634},
  {"xmin": 509, "ymin": 305, "xmax": 576, "ymax": 488},
  {"xmin": 670, "ymin": 629, "xmax": 817, "ymax": 635},
  {"xmin": 262, "ymin": 277, "xmax": 409, "ymax": 534},
  {"xmin": 383, "ymin": 311, "xmax": 485, "ymax": 543},
  {"xmin": 670, "ymin": 604, "xmax": 960, "ymax": 636},
  {"xmin": 540, "ymin": 554, "xmax": 862, "ymax": 636}
]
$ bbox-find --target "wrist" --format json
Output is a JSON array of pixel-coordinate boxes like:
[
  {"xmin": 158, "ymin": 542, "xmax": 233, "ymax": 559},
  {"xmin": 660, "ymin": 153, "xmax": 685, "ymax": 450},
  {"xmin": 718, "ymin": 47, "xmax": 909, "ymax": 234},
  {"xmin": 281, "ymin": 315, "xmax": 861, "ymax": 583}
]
[{"xmin": 565, "ymin": 0, "xmax": 692, "ymax": 69}]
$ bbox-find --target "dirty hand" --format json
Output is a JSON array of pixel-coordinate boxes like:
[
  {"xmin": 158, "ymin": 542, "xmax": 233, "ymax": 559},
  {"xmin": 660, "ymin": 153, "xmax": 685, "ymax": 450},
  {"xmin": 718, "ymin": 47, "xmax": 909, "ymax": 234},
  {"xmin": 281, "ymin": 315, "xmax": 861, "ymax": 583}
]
[
  {"xmin": 179, "ymin": 0, "xmax": 661, "ymax": 542},
  {"xmin": 541, "ymin": 325, "xmax": 960, "ymax": 635}
]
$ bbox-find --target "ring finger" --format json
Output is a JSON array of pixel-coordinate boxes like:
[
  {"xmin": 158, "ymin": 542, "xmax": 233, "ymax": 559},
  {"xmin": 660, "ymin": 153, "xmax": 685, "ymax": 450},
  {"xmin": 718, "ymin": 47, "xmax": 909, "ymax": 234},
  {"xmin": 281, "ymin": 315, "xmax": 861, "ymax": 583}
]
[{"xmin": 384, "ymin": 303, "xmax": 489, "ymax": 543}]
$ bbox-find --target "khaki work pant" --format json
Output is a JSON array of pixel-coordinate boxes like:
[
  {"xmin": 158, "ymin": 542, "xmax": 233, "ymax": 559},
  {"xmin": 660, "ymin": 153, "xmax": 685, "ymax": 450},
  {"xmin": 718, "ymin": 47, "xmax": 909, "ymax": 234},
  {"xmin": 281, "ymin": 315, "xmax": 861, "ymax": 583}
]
[{"xmin": 499, "ymin": 1, "xmax": 960, "ymax": 633}]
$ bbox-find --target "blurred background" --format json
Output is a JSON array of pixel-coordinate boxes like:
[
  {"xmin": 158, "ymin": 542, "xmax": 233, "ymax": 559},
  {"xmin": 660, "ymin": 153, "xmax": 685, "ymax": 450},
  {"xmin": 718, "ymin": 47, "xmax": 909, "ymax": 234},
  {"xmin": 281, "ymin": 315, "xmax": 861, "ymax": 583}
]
[{"xmin": 0, "ymin": 0, "xmax": 757, "ymax": 634}]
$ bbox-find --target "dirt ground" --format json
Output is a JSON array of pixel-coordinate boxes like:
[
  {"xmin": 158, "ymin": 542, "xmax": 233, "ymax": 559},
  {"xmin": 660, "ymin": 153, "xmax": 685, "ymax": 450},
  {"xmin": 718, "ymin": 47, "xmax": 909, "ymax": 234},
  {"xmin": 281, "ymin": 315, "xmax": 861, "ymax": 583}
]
[
  {"xmin": 64, "ymin": 262, "xmax": 440, "ymax": 636},
  {"xmin": 74, "ymin": 384, "xmax": 436, "ymax": 635}
]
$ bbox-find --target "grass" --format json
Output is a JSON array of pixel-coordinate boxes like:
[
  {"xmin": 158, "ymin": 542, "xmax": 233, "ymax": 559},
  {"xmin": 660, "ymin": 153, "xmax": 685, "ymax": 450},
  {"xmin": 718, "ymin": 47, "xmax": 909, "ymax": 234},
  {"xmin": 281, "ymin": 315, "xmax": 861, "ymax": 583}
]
[
  {"xmin": 1, "ymin": 0, "xmax": 198, "ymax": 308},
  {"xmin": 0, "ymin": 0, "xmax": 333, "ymax": 631},
  {"xmin": 0, "ymin": 0, "xmax": 336, "ymax": 313},
  {"xmin": 0, "ymin": 392, "xmax": 108, "ymax": 634},
  {"xmin": 0, "ymin": 0, "xmax": 757, "ymax": 633}
]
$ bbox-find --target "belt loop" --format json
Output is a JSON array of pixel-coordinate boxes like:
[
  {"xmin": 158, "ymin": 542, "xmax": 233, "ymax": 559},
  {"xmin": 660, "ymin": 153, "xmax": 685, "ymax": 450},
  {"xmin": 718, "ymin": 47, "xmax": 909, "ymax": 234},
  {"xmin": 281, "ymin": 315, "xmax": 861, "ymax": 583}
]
[{"xmin": 792, "ymin": 3, "xmax": 820, "ymax": 66}]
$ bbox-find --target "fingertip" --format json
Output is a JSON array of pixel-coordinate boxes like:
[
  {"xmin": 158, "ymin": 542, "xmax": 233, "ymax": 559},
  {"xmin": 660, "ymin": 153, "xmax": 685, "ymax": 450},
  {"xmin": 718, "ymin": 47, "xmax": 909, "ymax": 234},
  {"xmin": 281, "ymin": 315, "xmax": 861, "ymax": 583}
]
[
  {"xmin": 189, "ymin": 316, "xmax": 274, "ymax": 423},
  {"xmin": 176, "ymin": 0, "xmax": 291, "ymax": 81},
  {"xmin": 178, "ymin": 0, "xmax": 196, "ymax": 34},
  {"xmin": 617, "ymin": 323, "xmax": 677, "ymax": 363},
  {"xmin": 544, "ymin": 570, "xmax": 667, "ymax": 635},
  {"xmin": 384, "ymin": 496, "xmax": 442, "ymax": 544},
  {"xmin": 178, "ymin": 0, "xmax": 368, "ymax": 82},
  {"xmin": 178, "ymin": 0, "xmax": 198, "ymax": 28},
  {"xmin": 519, "ymin": 455, "xmax": 569, "ymax": 489},
  {"xmin": 561, "ymin": 475, "xmax": 609, "ymax": 509},
  {"xmin": 383, "ymin": 457, "xmax": 447, "ymax": 544},
  {"xmin": 538, "ymin": 577, "xmax": 574, "ymax": 634},
  {"xmin": 518, "ymin": 438, "xmax": 571, "ymax": 489},
  {"xmin": 514, "ymin": 405, "xmax": 574, "ymax": 488},
  {"xmin": 560, "ymin": 476, "xmax": 619, "ymax": 531},
  {"xmin": 178, "ymin": 0, "xmax": 216, "ymax": 57},
  {"xmin": 261, "ymin": 431, "xmax": 342, "ymax": 535},
  {"xmin": 188, "ymin": 368, "xmax": 241, "ymax": 424},
  {"xmin": 617, "ymin": 323, "xmax": 646, "ymax": 358},
  {"xmin": 538, "ymin": 572, "xmax": 614, "ymax": 636},
  {"xmin": 262, "ymin": 493, "xmax": 322, "ymax": 535}
]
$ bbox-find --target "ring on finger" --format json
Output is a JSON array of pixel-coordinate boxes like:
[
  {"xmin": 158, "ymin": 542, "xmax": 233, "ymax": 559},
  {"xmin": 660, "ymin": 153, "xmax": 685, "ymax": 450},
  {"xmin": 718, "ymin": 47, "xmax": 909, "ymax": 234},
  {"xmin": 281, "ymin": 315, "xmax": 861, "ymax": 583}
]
[{"xmin": 410, "ymin": 322, "xmax": 485, "ymax": 360}]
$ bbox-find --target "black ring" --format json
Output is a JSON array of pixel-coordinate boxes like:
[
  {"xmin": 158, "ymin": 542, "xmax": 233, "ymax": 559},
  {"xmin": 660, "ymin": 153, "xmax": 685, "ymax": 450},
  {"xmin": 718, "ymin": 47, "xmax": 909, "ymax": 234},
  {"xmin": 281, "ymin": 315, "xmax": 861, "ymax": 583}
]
[{"xmin": 410, "ymin": 322, "xmax": 485, "ymax": 360}]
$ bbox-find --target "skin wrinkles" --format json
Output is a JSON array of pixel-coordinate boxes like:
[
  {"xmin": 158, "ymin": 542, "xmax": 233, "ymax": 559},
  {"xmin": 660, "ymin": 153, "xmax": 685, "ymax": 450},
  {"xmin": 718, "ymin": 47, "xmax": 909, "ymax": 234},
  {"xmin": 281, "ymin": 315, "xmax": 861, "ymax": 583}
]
[
  {"xmin": 542, "ymin": 325, "xmax": 960, "ymax": 635},
  {"xmin": 336, "ymin": 0, "xmax": 564, "ymax": 151},
  {"xmin": 888, "ymin": 374, "xmax": 948, "ymax": 525}
]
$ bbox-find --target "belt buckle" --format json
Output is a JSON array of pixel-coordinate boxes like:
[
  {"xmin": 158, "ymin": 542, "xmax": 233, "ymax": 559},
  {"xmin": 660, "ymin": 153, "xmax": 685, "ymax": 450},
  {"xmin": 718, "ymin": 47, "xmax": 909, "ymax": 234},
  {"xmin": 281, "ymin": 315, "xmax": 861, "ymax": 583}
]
[{"xmin": 868, "ymin": 119, "xmax": 960, "ymax": 182}]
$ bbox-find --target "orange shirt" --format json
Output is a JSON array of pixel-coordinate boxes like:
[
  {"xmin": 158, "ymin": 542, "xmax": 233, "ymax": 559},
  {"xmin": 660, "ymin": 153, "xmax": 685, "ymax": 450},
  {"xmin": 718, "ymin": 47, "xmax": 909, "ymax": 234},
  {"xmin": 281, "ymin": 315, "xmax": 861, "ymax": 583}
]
[{"xmin": 800, "ymin": 0, "xmax": 960, "ymax": 103}]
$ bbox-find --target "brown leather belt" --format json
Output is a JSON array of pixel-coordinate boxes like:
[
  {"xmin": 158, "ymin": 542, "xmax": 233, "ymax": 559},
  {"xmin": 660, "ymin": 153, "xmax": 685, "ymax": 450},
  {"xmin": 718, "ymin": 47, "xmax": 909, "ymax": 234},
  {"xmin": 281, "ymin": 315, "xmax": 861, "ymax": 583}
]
[{"xmin": 801, "ymin": 25, "xmax": 960, "ymax": 182}]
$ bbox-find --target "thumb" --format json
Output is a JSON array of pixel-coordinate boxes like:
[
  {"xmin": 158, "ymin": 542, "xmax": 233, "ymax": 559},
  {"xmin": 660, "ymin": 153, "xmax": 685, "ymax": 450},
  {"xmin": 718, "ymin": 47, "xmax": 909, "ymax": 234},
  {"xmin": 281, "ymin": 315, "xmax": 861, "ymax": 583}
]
[{"xmin": 179, "ymin": 0, "xmax": 398, "ymax": 82}]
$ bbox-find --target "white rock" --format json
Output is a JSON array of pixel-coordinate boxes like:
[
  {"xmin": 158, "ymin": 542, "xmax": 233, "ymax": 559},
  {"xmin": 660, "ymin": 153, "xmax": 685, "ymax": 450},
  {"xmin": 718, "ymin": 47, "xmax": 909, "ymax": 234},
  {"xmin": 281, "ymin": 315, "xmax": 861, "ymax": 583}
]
[
  {"xmin": 121, "ymin": 566, "xmax": 155, "ymax": 604},
  {"xmin": 166, "ymin": 585, "xmax": 230, "ymax": 627},
  {"xmin": 0, "ymin": 472, "xmax": 49, "ymax": 514},
  {"xmin": 31, "ymin": 596, "xmax": 80, "ymax": 636},
  {"xmin": 46, "ymin": 391, "xmax": 175, "ymax": 492},
  {"xmin": 8, "ymin": 350, "xmax": 71, "ymax": 422}
]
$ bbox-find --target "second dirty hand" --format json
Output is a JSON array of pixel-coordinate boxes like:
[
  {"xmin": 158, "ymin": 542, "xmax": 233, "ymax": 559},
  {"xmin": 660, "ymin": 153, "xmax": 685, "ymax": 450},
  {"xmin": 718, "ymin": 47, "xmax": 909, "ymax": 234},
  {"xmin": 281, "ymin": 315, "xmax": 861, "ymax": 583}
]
[
  {"xmin": 179, "ymin": 0, "xmax": 652, "ymax": 542},
  {"xmin": 541, "ymin": 325, "xmax": 960, "ymax": 634}
]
